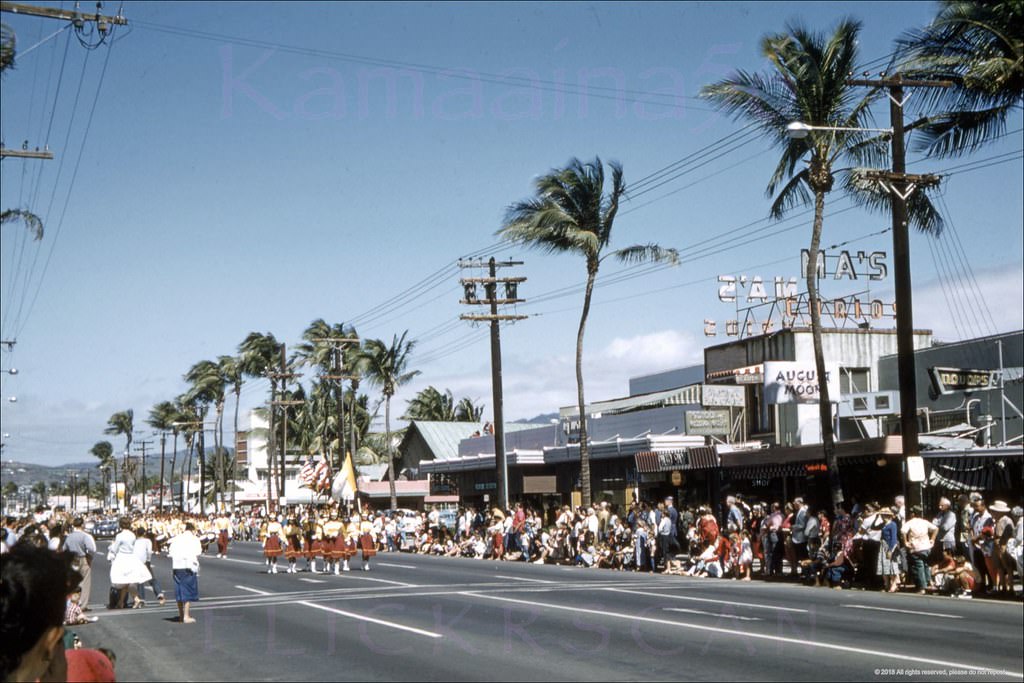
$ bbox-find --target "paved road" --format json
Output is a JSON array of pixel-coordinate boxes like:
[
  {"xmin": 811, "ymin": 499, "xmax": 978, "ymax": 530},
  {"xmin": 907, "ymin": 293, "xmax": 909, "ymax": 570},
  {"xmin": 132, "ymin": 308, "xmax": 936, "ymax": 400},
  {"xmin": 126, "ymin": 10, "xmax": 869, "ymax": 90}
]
[{"xmin": 75, "ymin": 542, "xmax": 1023, "ymax": 682}]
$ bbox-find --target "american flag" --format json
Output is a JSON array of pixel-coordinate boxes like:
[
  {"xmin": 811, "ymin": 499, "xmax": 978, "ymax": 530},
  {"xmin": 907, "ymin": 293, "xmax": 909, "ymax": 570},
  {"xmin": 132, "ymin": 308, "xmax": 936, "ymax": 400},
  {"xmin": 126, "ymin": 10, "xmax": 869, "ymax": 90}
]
[
  {"xmin": 298, "ymin": 457, "xmax": 317, "ymax": 489},
  {"xmin": 313, "ymin": 458, "xmax": 331, "ymax": 492}
]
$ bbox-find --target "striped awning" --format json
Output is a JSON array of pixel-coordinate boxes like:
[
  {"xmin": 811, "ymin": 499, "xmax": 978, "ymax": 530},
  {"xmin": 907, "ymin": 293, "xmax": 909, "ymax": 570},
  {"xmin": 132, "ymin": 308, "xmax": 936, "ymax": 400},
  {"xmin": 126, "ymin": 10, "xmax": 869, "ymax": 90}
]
[
  {"xmin": 926, "ymin": 457, "xmax": 1009, "ymax": 492},
  {"xmin": 635, "ymin": 447, "xmax": 720, "ymax": 473},
  {"xmin": 727, "ymin": 462, "xmax": 823, "ymax": 480},
  {"xmin": 635, "ymin": 451, "xmax": 661, "ymax": 474}
]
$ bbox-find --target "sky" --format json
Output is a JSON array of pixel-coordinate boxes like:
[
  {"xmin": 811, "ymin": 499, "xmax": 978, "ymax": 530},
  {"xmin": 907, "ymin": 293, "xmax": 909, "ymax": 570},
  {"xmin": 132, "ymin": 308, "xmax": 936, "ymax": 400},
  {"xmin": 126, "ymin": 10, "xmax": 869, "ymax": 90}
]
[{"xmin": 1, "ymin": 1, "xmax": 1021, "ymax": 467}]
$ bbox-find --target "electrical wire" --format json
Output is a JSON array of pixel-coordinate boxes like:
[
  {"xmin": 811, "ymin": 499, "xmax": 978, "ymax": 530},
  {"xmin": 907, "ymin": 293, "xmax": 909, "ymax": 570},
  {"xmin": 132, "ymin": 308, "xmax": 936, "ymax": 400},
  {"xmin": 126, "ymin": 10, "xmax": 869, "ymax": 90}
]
[{"xmin": 16, "ymin": 38, "xmax": 117, "ymax": 339}]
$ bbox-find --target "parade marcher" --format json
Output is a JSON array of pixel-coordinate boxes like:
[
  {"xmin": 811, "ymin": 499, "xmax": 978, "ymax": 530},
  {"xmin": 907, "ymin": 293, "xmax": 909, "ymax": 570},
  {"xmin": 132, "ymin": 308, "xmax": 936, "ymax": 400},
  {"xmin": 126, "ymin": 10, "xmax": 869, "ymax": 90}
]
[
  {"xmin": 167, "ymin": 522, "xmax": 202, "ymax": 624},
  {"xmin": 263, "ymin": 516, "xmax": 284, "ymax": 574},
  {"xmin": 215, "ymin": 512, "xmax": 232, "ymax": 559},
  {"xmin": 359, "ymin": 513, "xmax": 377, "ymax": 571},
  {"xmin": 283, "ymin": 517, "xmax": 303, "ymax": 574},
  {"xmin": 302, "ymin": 508, "xmax": 324, "ymax": 573},
  {"xmin": 107, "ymin": 518, "xmax": 152, "ymax": 609},
  {"xmin": 322, "ymin": 509, "xmax": 347, "ymax": 575},
  {"xmin": 133, "ymin": 524, "xmax": 165, "ymax": 606}
]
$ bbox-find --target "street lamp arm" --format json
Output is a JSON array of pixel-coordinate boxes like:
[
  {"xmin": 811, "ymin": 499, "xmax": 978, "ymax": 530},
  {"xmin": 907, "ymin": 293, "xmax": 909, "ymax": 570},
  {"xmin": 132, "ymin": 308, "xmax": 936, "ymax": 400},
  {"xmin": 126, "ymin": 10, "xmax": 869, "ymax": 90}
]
[{"xmin": 786, "ymin": 121, "xmax": 893, "ymax": 139}]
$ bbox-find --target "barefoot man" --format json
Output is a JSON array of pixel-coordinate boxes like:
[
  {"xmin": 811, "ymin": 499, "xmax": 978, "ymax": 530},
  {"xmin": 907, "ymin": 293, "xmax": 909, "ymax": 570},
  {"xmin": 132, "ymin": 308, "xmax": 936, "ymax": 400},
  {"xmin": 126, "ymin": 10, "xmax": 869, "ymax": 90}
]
[{"xmin": 168, "ymin": 521, "xmax": 203, "ymax": 624}]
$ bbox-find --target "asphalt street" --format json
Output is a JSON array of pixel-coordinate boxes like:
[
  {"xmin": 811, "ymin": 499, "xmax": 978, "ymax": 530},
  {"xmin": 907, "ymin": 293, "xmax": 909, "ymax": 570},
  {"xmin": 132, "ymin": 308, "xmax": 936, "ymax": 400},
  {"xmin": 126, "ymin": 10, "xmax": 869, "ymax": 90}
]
[{"xmin": 74, "ymin": 542, "xmax": 1023, "ymax": 682}]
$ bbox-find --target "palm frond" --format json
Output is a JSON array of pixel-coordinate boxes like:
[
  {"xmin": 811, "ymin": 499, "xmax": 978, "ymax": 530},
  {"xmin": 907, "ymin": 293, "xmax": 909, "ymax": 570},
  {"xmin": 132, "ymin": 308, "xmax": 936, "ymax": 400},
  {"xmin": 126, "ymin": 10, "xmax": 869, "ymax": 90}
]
[{"xmin": 611, "ymin": 244, "xmax": 680, "ymax": 266}]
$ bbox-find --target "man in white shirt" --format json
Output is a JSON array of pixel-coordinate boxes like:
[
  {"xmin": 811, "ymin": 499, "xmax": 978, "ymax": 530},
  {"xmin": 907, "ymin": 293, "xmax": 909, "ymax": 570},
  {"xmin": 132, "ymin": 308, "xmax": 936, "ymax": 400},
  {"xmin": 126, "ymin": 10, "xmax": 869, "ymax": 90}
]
[{"xmin": 167, "ymin": 522, "xmax": 203, "ymax": 624}]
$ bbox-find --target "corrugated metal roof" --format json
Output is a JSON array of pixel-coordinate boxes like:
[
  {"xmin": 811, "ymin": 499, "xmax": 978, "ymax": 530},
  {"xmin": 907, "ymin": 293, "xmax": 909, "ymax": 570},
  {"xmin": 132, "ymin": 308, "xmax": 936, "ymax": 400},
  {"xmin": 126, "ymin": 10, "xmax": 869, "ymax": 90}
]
[
  {"xmin": 401, "ymin": 421, "xmax": 534, "ymax": 462},
  {"xmin": 559, "ymin": 385, "xmax": 703, "ymax": 418}
]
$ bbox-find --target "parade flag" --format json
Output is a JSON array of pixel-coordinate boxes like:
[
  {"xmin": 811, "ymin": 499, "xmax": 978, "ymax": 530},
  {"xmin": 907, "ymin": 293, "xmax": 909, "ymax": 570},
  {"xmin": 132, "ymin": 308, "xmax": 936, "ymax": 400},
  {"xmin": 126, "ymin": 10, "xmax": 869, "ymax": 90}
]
[
  {"xmin": 332, "ymin": 452, "xmax": 358, "ymax": 501},
  {"xmin": 313, "ymin": 457, "xmax": 331, "ymax": 493},
  {"xmin": 298, "ymin": 456, "xmax": 317, "ymax": 489}
]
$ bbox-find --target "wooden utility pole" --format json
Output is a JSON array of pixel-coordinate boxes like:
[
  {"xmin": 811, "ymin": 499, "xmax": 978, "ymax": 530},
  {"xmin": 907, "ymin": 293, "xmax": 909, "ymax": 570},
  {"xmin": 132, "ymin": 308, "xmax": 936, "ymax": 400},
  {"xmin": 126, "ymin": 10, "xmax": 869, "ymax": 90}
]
[
  {"xmin": 847, "ymin": 75, "xmax": 950, "ymax": 509},
  {"xmin": 133, "ymin": 439, "xmax": 153, "ymax": 509},
  {"xmin": 459, "ymin": 258, "xmax": 527, "ymax": 511},
  {"xmin": 0, "ymin": 1, "xmax": 126, "ymax": 29},
  {"xmin": 157, "ymin": 431, "xmax": 167, "ymax": 510},
  {"xmin": 315, "ymin": 337, "xmax": 360, "ymax": 471},
  {"xmin": 269, "ymin": 344, "xmax": 301, "ymax": 509},
  {"xmin": 0, "ymin": 145, "xmax": 53, "ymax": 160}
]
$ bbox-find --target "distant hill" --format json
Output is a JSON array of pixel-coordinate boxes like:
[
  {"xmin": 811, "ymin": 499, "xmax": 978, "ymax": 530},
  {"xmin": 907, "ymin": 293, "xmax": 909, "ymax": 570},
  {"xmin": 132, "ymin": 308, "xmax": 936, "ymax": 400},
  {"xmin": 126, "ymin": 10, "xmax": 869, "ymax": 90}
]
[
  {"xmin": 0, "ymin": 449, "xmax": 230, "ymax": 487},
  {"xmin": 512, "ymin": 413, "xmax": 560, "ymax": 425}
]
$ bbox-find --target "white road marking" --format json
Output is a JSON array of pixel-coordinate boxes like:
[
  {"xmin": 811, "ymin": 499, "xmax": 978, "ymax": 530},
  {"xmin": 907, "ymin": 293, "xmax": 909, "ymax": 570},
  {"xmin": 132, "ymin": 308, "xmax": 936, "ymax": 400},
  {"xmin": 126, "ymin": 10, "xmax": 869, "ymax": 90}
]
[
  {"xmin": 348, "ymin": 575, "xmax": 418, "ymax": 588},
  {"xmin": 234, "ymin": 585, "xmax": 272, "ymax": 595},
  {"xmin": 298, "ymin": 601, "xmax": 442, "ymax": 639},
  {"xmin": 495, "ymin": 575, "xmax": 555, "ymax": 584},
  {"xmin": 606, "ymin": 587, "xmax": 809, "ymax": 613},
  {"xmin": 463, "ymin": 593, "xmax": 1022, "ymax": 679},
  {"xmin": 664, "ymin": 607, "xmax": 762, "ymax": 622},
  {"xmin": 299, "ymin": 578, "xmax": 326, "ymax": 584},
  {"xmin": 842, "ymin": 604, "xmax": 963, "ymax": 619},
  {"xmin": 220, "ymin": 557, "xmax": 266, "ymax": 566},
  {"xmin": 377, "ymin": 562, "xmax": 418, "ymax": 569}
]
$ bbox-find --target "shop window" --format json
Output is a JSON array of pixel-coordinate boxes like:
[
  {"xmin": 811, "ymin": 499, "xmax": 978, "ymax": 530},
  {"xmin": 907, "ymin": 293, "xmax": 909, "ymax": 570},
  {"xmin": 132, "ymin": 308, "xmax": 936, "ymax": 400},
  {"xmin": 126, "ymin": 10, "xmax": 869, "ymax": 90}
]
[{"xmin": 841, "ymin": 367, "xmax": 870, "ymax": 395}]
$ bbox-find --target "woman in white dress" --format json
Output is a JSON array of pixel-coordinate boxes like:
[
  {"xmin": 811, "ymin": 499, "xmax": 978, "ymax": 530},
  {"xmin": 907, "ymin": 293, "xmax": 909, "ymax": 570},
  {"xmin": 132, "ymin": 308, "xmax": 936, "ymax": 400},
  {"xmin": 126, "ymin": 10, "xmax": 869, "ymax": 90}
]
[{"xmin": 108, "ymin": 518, "xmax": 152, "ymax": 608}]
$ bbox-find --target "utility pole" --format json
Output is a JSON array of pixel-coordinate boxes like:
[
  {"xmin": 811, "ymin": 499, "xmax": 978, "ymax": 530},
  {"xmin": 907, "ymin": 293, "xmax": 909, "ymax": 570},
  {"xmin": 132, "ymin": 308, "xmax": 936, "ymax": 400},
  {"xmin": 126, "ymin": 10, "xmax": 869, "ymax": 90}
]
[
  {"xmin": 157, "ymin": 430, "xmax": 167, "ymax": 510},
  {"xmin": 133, "ymin": 440, "xmax": 152, "ymax": 509},
  {"xmin": 848, "ymin": 74, "xmax": 951, "ymax": 508},
  {"xmin": 459, "ymin": 258, "xmax": 527, "ymax": 511},
  {"xmin": 316, "ymin": 337, "xmax": 360, "ymax": 471},
  {"xmin": 0, "ymin": 143, "xmax": 53, "ymax": 160},
  {"xmin": 269, "ymin": 344, "xmax": 301, "ymax": 510},
  {"xmin": 0, "ymin": 2, "xmax": 127, "ymax": 26}
]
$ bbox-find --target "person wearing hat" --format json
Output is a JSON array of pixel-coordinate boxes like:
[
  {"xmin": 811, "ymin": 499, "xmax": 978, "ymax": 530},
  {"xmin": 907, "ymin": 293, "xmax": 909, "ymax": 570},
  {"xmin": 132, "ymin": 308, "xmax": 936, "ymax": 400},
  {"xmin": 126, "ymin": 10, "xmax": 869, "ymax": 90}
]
[
  {"xmin": 902, "ymin": 505, "xmax": 938, "ymax": 594},
  {"xmin": 877, "ymin": 508, "xmax": 901, "ymax": 592},
  {"xmin": 990, "ymin": 500, "xmax": 1014, "ymax": 594}
]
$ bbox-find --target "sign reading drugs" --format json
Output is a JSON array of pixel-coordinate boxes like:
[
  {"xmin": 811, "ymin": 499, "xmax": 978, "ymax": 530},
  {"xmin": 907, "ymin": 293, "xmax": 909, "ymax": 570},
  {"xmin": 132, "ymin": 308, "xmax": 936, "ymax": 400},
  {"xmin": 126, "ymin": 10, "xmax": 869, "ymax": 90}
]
[
  {"xmin": 928, "ymin": 367, "xmax": 998, "ymax": 395},
  {"xmin": 763, "ymin": 361, "xmax": 840, "ymax": 404}
]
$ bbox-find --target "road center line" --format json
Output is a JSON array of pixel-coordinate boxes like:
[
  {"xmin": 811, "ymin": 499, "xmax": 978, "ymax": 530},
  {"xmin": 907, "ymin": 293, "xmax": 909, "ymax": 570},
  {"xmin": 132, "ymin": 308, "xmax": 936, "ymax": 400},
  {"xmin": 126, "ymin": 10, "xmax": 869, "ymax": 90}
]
[
  {"xmin": 495, "ymin": 575, "xmax": 556, "ymax": 584},
  {"xmin": 218, "ymin": 557, "xmax": 266, "ymax": 566},
  {"xmin": 462, "ymin": 593, "xmax": 1021, "ymax": 679},
  {"xmin": 664, "ymin": 607, "xmax": 762, "ymax": 622},
  {"xmin": 842, "ymin": 604, "xmax": 963, "ymax": 619},
  {"xmin": 606, "ymin": 587, "xmax": 809, "ymax": 613},
  {"xmin": 377, "ymin": 562, "xmax": 418, "ymax": 570},
  {"xmin": 297, "ymin": 600, "xmax": 442, "ymax": 639},
  {"xmin": 234, "ymin": 585, "xmax": 272, "ymax": 595},
  {"xmin": 299, "ymin": 578, "xmax": 326, "ymax": 584},
  {"xmin": 349, "ymin": 575, "xmax": 418, "ymax": 587}
]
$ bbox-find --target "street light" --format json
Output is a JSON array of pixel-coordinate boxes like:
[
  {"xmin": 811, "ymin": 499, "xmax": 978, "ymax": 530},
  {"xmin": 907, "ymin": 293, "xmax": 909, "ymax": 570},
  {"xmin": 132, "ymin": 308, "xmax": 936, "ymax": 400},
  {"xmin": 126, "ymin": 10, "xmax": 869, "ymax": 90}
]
[
  {"xmin": 785, "ymin": 121, "xmax": 893, "ymax": 139},
  {"xmin": 786, "ymin": 114, "xmax": 933, "ymax": 508}
]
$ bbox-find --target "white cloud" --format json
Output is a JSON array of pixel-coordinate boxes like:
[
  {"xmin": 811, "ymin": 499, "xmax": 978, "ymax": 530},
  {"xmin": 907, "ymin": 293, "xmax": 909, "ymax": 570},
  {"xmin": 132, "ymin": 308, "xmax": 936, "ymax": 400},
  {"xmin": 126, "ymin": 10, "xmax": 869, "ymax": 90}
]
[
  {"xmin": 911, "ymin": 262, "xmax": 1023, "ymax": 341},
  {"xmin": 406, "ymin": 328, "xmax": 704, "ymax": 423}
]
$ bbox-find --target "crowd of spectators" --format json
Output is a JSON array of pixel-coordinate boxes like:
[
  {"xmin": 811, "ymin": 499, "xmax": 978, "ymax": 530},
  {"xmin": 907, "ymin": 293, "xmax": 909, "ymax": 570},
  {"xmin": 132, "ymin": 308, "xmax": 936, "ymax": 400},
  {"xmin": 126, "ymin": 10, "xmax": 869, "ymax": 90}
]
[{"xmin": 392, "ymin": 493, "xmax": 1023, "ymax": 598}]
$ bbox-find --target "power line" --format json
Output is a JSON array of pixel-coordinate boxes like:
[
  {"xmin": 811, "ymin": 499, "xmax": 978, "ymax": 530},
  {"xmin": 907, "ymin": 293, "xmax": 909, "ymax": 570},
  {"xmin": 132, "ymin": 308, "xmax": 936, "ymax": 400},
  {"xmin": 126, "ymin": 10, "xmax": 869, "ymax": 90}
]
[{"xmin": 16, "ymin": 37, "xmax": 116, "ymax": 338}]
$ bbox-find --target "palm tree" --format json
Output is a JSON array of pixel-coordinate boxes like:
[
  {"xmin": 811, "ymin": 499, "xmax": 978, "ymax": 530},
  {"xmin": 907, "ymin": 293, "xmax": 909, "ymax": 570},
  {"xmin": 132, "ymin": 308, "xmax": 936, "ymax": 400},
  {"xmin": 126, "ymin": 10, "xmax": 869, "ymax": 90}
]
[
  {"xmin": 1, "ymin": 23, "xmax": 15, "ymax": 72},
  {"xmin": 1, "ymin": 209, "xmax": 43, "ymax": 240},
  {"xmin": 356, "ymin": 332, "xmax": 420, "ymax": 510},
  {"xmin": 239, "ymin": 331, "xmax": 280, "ymax": 508},
  {"xmin": 146, "ymin": 401, "xmax": 179, "ymax": 509},
  {"xmin": 897, "ymin": 0, "xmax": 1023, "ymax": 157},
  {"xmin": 219, "ymin": 355, "xmax": 244, "ymax": 509},
  {"xmin": 104, "ymin": 409, "xmax": 134, "ymax": 506},
  {"xmin": 455, "ymin": 397, "xmax": 485, "ymax": 422},
  {"xmin": 498, "ymin": 157, "xmax": 678, "ymax": 506},
  {"xmin": 294, "ymin": 319, "xmax": 359, "ymax": 467},
  {"xmin": 403, "ymin": 386, "xmax": 457, "ymax": 421},
  {"xmin": 701, "ymin": 19, "xmax": 943, "ymax": 506},
  {"xmin": 89, "ymin": 440, "xmax": 114, "ymax": 507},
  {"xmin": 185, "ymin": 360, "xmax": 223, "ymax": 511}
]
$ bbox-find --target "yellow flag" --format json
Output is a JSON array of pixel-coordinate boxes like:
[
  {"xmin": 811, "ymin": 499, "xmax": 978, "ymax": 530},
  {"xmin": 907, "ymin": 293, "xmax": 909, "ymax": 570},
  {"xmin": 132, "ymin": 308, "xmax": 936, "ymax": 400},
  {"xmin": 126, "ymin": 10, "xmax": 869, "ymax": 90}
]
[{"xmin": 332, "ymin": 451, "xmax": 359, "ymax": 501}]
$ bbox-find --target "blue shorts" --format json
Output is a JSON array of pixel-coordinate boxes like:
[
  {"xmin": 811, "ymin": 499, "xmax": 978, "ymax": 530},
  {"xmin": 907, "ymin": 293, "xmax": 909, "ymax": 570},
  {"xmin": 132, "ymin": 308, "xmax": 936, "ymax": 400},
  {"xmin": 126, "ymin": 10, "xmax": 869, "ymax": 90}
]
[{"xmin": 173, "ymin": 569, "xmax": 199, "ymax": 603}]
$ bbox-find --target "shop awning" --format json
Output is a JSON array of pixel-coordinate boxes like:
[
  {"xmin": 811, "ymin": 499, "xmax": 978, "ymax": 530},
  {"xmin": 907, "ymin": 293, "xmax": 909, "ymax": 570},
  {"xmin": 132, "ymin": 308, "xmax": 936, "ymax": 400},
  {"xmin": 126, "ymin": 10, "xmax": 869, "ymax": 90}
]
[
  {"xmin": 926, "ymin": 457, "xmax": 1011, "ymax": 492},
  {"xmin": 634, "ymin": 446, "xmax": 719, "ymax": 473}
]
